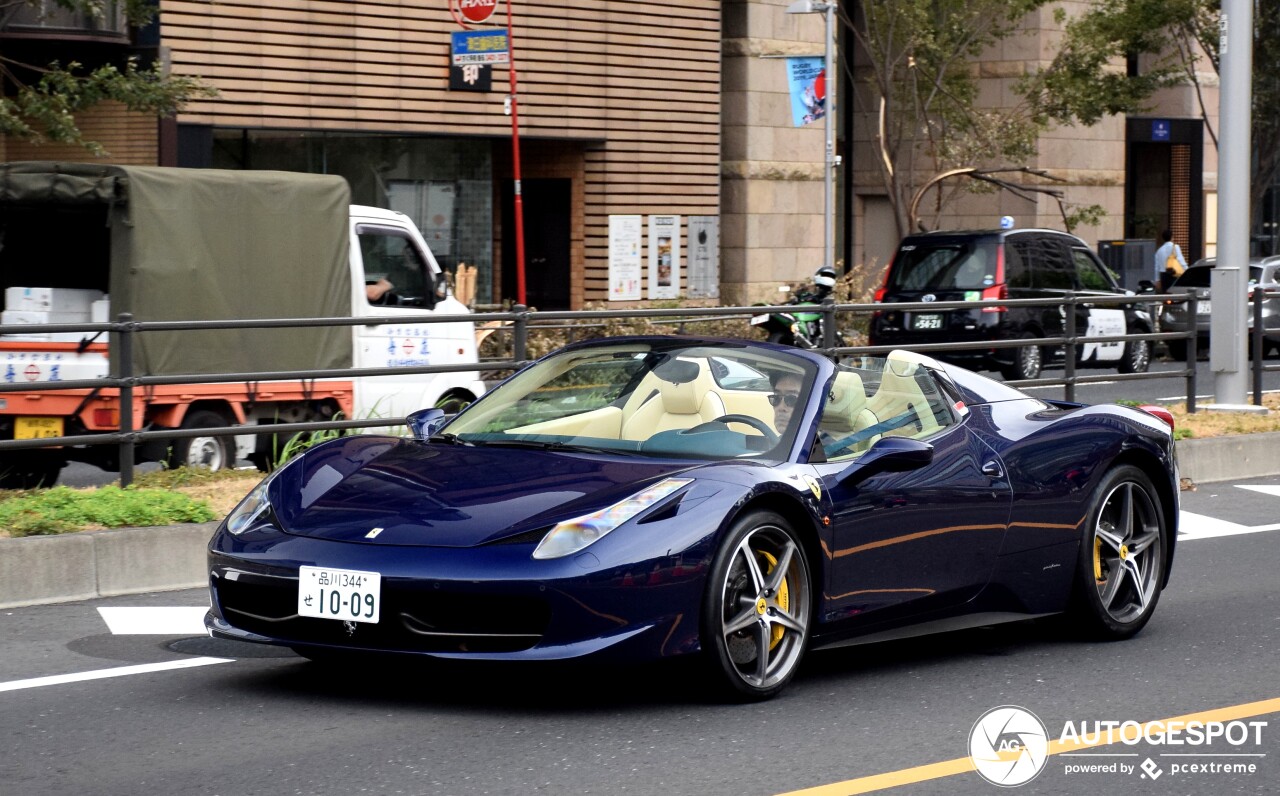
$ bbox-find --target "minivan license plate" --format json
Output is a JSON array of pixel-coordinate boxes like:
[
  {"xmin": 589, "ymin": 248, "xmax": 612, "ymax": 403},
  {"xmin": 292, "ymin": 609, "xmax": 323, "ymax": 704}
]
[
  {"xmin": 298, "ymin": 566, "xmax": 381, "ymax": 624},
  {"xmin": 913, "ymin": 314, "xmax": 943, "ymax": 330}
]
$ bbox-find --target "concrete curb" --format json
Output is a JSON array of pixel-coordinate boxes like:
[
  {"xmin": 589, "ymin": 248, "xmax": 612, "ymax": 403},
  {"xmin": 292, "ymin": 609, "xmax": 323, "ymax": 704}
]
[
  {"xmin": 1, "ymin": 434, "xmax": 1277, "ymax": 610},
  {"xmin": 0, "ymin": 522, "xmax": 217, "ymax": 609}
]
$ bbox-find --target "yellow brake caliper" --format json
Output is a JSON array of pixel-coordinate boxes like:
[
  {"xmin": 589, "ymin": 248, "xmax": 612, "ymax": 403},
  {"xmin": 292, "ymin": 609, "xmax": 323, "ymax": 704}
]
[
  {"xmin": 1093, "ymin": 537, "xmax": 1104, "ymax": 584},
  {"xmin": 759, "ymin": 550, "xmax": 790, "ymax": 649}
]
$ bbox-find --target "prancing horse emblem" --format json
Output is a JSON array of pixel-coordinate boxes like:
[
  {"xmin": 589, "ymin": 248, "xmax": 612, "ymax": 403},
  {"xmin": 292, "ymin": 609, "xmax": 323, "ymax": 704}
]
[{"xmin": 343, "ymin": 620, "xmax": 358, "ymax": 637}]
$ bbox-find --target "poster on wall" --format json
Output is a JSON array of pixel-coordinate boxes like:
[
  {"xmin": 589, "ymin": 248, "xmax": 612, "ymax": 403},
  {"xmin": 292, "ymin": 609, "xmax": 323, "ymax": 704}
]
[
  {"xmin": 786, "ymin": 57, "xmax": 826, "ymax": 128},
  {"xmin": 648, "ymin": 215, "xmax": 681, "ymax": 300},
  {"xmin": 608, "ymin": 215, "xmax": 643, "ymax": 301},
  {"xmin": 687, "ymin": 216, "xmax": 719, "ymax": 299}
]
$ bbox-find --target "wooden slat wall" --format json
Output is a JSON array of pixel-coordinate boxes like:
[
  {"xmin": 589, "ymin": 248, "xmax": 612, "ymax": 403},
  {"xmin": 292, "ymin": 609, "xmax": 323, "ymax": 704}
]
[
  {"xmin": 161, "ymin": 0, "xmax": 721, "ymax": 304},
  {"xmin": 4, "ymin": 101, "xmax": 157, "ymax": 164}
]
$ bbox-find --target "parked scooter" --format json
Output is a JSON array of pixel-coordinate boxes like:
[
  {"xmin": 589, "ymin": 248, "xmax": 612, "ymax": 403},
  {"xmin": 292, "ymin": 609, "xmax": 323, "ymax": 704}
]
[{"xmin": 750, "ymin": 266, "xmax": 845, "ymax": 348}]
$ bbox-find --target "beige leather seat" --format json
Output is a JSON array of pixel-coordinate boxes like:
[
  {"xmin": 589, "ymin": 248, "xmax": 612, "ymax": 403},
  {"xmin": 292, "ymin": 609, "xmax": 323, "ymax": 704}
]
[
  {"xmin": 865, "ymin": 350, "xmax": 943, "ymax": 438},
  {"xmin": 620, "ymin": 358, "xmax": 726, "ymax": 441},
  {"xmin": 819, "ymin": 370, "xmax": 882, "ymax": 457}
]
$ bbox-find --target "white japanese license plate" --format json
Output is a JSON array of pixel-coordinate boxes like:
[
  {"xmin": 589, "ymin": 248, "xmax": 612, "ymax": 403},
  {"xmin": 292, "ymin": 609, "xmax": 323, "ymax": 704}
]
[
  {"xmin": 1197, "ymin": 300, "xmax": 1211, "ymax": 314},
  {"xmin": 750, "ymin": 313, "xmax": 771, "ymax": 325},
  {"xmin": 913, "ymin": 314, "xmax": 944, "ymax": 330},
  {"xmin": 298, "ymin": 566, "xmax": 381, "ymax": 624}
]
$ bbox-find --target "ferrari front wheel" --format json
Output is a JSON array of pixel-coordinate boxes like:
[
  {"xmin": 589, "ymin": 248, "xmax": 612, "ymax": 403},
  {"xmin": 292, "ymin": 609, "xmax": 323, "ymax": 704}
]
[
  {"xmin": 701, "ymin": 510, "xmax": 812, "ymax": 701},
  {"xmin": 1069, "ymin": 465, "xmax": 1167, "ymax": 639}
]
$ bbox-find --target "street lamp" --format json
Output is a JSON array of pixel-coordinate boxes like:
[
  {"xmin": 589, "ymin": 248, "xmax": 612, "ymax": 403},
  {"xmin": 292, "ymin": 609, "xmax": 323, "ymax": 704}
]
[{"xmin": 786, "ymin": 0, "xmax": 837, "ymax": 277}]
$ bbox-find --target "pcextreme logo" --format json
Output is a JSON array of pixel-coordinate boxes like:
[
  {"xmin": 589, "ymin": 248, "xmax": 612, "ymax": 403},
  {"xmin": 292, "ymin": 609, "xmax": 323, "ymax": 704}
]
[{"xmin": 968, "ymin": 705, "xmax": 1050, "ymax": 787}]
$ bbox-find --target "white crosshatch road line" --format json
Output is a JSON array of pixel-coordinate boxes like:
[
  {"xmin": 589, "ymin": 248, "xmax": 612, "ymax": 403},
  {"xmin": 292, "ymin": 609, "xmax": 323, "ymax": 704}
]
[
  {"xmin": 97, "ymin": 606, "xmax": 210, "ymax": 635},
  {"xmin": 0, "ymin": 657, "xmax": 232, "ymax": 694},
  {"xmin": 1179, "ymin": 483, "xmax": 1280, "ymax": 540}
]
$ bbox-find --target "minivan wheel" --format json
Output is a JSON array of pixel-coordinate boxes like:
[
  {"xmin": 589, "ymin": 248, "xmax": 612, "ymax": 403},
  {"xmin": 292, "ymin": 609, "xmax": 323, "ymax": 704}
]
[
  {"xmin": 999, "ymin": 334, "xmax": 1042, "ymax": 381},
  {"xmin": 1165, "ymin": 339, "xmax": 1188, "ymax": 362},
  {"xmin": 1118, "ymin": 335, "xmax": 1151, "ymax": 374}
]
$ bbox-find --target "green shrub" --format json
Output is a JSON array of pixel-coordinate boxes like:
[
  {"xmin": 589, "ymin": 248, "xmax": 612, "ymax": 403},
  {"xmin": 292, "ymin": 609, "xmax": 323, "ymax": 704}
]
[{"xmin": 0, "ymin": 485, "xmax": 217, "ymax": 537}]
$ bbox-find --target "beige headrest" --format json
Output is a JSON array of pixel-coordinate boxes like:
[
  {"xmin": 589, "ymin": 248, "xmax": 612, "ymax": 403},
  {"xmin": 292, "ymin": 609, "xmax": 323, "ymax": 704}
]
[
  {"xmin": 657, "ymin": 359, "xmax": 708, "ymax": 415},
  {"xmin": 820, "ymin": 371, "xmax": 867, "ymax": 432}
]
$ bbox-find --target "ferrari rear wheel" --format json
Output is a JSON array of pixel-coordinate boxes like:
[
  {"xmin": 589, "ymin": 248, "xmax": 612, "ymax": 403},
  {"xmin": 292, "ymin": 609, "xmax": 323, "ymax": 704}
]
[
  {"xmin": 701, "ymin": 510, "xmax": 812, "ymax": 701},
  {"xmin": 1069, "ymin": 465, "xmax": 1166, "ymax": 639}
]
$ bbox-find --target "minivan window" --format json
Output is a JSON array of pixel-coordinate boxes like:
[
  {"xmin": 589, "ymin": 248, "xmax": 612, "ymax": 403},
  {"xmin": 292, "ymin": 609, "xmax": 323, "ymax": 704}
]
[
  {"xmin": 1033, "ymin": 237, "xmax": 1074, "ymax": 289},
  {"xmin": 1071, "ymin": 249, "xmax": 1116, "ymax": 290},
  {"xmin": 888, "ymin": 241, "xmax": 1000, "ymax": 290}
]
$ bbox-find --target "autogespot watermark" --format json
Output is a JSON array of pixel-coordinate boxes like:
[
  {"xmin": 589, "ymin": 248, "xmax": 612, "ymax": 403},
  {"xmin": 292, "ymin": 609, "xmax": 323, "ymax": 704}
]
[
  {"xmin": 969, "ymin": 707, "xmax": 1269, "ymax": 787},
  {"xmin": 969, "ymin": 706, "xmax": 1050, "ymax": 787}
]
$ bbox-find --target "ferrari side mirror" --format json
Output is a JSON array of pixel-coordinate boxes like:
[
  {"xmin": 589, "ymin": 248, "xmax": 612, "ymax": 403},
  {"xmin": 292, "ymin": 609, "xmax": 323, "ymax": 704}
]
[
  {"xmin": 407, "ymin": 407, "xmax": 448, "ymax": 441},
  {"xmin": 837, "ymin": 436, "xmax": 934, "ymax": 486}
]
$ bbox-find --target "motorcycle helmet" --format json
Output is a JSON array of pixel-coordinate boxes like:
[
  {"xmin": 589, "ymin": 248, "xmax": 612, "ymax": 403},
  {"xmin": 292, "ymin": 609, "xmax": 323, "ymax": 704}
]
[{"xmin": 813, "ymin": 265, "xmax": 837, "ymax": 288}]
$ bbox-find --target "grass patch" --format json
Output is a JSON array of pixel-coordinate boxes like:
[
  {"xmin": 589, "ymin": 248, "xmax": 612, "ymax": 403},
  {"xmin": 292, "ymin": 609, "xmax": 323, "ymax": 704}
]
[
  {"xmin": 1161, "ymin": 392, "xmax": 1280, "ymax": 439},
  {"xmin": 0, "ymin": 484, "xmax": 219, "ymax": 538}
]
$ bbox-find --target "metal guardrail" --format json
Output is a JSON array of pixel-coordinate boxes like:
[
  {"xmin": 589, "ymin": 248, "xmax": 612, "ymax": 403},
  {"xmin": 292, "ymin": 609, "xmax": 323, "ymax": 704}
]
[{"xmin": 0, "ymin": 291, "xmax": 1256, "ymax": 486}]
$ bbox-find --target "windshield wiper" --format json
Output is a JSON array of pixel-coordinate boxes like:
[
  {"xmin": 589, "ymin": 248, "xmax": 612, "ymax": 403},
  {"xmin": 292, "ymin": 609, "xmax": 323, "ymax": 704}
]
[
  {"xmin": 428, "ymin": 433, "xmax": 473, "ymax": 446},
  {"xmin": 472, "ymin": 438, "xmax": 615, "ymax": 454}
]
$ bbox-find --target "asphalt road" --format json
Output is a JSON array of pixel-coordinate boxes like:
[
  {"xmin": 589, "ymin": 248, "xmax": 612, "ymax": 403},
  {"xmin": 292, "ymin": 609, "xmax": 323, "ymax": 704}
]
[{"xmin": 3, "ymin": 476, "xmax": 1278, "ymax": 796}]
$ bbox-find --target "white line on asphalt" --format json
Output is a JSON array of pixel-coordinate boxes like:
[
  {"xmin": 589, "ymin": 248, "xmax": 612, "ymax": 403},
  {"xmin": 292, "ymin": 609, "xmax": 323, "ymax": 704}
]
[
  {"xmin": 1179, "ymin": 510, "xmax": 1280, "ymax": 540},
  {"xmin": 0, "ymin": 657, "xmax": 233, "ymax": 694},
  {"xmin": 97, "ymin": 606, "xmax": 209, "ymax": 635},
  {"xmin": 1236, "ymin": 485, "xmax": 1280, "ymax": 498}
]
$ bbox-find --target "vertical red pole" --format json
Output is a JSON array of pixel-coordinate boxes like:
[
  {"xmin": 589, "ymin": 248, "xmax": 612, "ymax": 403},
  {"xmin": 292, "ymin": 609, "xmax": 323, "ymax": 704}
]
[{"xmin": 507, "ymin": 0, "xmax": 527, "ymax": 305}]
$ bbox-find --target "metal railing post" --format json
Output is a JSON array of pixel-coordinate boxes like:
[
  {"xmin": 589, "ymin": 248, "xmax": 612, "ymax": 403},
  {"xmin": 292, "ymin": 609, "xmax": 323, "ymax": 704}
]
[
  {"xmin": 1187, "ymin": 294, "xmax": 1198, "ymax": 414},
  {"xmin": 822, "ymin": 295, "xmax": 836, "ymax": 358},
  {"xmin": 1063, "ymin": 294, "xmax": 1077, "ymax": 403},
  {"xmin": 117, "ymin": 312, "xmax": 135, "ymax": 487},
  {"xmin": 512, "ymin": 304, "xmax": 528, "ymax": 366},
  {"xmin": 1253, "ymin": 285, "xmax": 1264, "ymax": 406}
]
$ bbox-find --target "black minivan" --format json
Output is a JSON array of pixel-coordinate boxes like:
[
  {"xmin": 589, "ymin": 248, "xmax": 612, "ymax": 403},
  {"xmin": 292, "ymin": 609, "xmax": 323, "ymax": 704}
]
[{"xmin": 867, "ymin": 228, "xmax": 1152, "ymax": 380}]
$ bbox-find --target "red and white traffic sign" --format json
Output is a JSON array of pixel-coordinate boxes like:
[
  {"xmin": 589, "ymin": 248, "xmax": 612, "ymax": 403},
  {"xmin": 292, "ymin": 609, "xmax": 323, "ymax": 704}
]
[{"xmin": 454, "ymin": 0, "xmax": 498, "ymax": 25}]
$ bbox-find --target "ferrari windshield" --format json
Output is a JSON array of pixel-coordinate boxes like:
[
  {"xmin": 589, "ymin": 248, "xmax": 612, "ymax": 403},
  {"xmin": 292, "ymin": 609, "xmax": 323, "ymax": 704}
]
[{"xmin": 444, "ymin": 341, "xmax": 820, "ymax": 460}]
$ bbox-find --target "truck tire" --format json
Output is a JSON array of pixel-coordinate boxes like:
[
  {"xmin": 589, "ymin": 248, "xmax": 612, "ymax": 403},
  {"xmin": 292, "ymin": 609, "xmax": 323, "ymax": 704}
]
[
  {"xmin": 0, "ymin": 452, "xmax": 64, "ymax": 489},
  {"xmin": 168, "ymin": 409, "xmax": 234, "ymax": 472}
]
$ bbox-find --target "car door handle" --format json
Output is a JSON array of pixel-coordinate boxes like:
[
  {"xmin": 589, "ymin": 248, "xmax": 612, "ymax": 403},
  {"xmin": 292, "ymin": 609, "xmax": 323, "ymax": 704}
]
[{"xmin": 981, "ymin": 460, "xmax": 1004, "ymax": 478}]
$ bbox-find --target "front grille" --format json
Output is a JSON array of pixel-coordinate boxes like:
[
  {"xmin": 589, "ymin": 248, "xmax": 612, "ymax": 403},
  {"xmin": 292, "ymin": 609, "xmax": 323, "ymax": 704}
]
[{"xmin": 213, "ymin": 574, "xmax": 550, "ymax": 654}]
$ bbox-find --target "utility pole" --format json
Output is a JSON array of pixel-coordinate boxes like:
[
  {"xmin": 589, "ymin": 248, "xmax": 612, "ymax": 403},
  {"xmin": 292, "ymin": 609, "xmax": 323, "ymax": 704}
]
[{"xmin": 1212, "ymin": 0, "xmax": 1252, "ymax": 404}]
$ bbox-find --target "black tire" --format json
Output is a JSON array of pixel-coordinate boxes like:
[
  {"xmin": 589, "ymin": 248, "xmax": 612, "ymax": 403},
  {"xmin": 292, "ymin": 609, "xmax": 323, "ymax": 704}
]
[
  {"xmin": 999, "ymin": 333, "xmax": 1042, "ymax": 381},
  {"xmin": 700, "ymin": 510, "xmax": 812, "ymax": 701},
  {"xmin": 1165, "ymin": 339, "xmax": 1188, "ymax": 362},
  {"xmin": 1067, "ymin": 465, "xmax": 1167, "ymax": 640},
  {"xmin": 1117, "ymin": 332, "xmax": 1151, "ymax": 374},
  {"xmin": 0, "ymin": 452, "xmax": 64, "ymax": 489},
  {"xmin": 167, "ymin": 409, "xmax": 234, "ymax": 471}
]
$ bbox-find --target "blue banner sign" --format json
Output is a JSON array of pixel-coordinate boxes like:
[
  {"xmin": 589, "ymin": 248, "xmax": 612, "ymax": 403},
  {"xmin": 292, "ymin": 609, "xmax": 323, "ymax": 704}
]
[
  {"xmin": 1152, "ymin": 119, "xmax": 1171, "ymax": 141},
  {"xmin": 451, "ymin": 30, "xmax": 509, "ymax": 66}
]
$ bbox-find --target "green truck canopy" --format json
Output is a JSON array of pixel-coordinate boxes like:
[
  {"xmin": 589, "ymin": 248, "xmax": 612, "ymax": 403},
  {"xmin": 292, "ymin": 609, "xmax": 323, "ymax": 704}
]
[{"xmin": 0, "ymin": 161, "xmax": 353, "ymax": 376}]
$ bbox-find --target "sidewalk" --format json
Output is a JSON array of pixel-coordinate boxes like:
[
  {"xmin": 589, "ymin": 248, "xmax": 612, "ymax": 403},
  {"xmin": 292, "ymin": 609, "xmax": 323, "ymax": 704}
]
[{"xmin": 2, "ymin": 432, "xmax": 1278, "ymax": 610}]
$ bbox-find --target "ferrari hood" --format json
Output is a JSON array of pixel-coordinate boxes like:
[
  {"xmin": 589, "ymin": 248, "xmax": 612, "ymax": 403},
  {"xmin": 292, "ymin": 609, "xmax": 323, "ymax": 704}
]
[{"xmin": 271, "ymin": 437, "xmax": 700, "ymax": 547}]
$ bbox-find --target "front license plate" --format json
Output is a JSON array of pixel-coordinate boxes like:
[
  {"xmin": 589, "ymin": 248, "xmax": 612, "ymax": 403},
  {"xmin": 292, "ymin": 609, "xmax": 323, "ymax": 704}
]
[
  {"xmin": 298, "ymin": 566, "xmax": 381, "ymax": 624},
  {"xmin": 1197, "ymin": 300, "xmax": 1211, "ymax": 314},
  {"xmin": 14, "ymin": 416, "xmax": 63, "ymax": 440},
  {"xmin": 750, "ymin": 313, "xmax": 771, "ymax": 325},
  {"xmin": 913, "ymin": 314, "xmax": 944, "ymax": 330}
]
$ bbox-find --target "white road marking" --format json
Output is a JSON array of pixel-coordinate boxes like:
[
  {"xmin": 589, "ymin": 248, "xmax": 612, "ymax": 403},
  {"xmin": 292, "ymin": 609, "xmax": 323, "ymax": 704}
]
[
  {"xmin": 97, "ymin": 606, "xmax": 209, "ymax": 635},
  {"xmin": 0, "ymin": 657, "xmax": 232, "ymax": 694},
  {"xmin": 1236, "ymin": 484, "xmax": 1280, "ymax": 498},
  {"xmin": 1179, "ymin": 510, "xmax": 1280, "ymax": 540}
]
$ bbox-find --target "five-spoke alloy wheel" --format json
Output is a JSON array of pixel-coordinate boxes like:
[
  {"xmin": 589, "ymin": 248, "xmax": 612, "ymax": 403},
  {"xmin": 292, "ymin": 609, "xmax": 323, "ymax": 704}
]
[
  {"xmin": 702, "ymin": 510, "xmax": 812, "ymax": 700},
  {"xmin": 1070, "ymin": 465, "xmax": 1167, "ymax": 638}
]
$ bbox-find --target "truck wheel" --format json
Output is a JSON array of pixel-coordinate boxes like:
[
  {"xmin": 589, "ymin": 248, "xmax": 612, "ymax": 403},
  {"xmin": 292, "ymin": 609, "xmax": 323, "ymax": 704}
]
[
  {"xmin": 434, "ymin": 393, "xmax": 473, "ymax": 415},
  {"xmin": 0, "ymin": 452, "xmax": 64, "ymax": 489},
  {"xmin": 168, "ymin": 410, "xmax": 233, "ymax": 471}
]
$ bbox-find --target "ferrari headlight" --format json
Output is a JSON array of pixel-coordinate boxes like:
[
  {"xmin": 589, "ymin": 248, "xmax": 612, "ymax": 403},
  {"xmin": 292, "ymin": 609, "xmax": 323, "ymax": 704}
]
[
  {"xmin": 532, "ymin": 478, "xmax": 692, "ymax": 560},
  {"xmin": 225, "ymin": 480, "xmax": 272, "ymax": 536}
]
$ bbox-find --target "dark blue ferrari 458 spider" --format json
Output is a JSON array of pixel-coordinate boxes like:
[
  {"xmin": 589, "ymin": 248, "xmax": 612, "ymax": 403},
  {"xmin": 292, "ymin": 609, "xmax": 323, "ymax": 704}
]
[{"xmin": 206, "ymin": 336, "xmax": 1177, "ymax": 700}]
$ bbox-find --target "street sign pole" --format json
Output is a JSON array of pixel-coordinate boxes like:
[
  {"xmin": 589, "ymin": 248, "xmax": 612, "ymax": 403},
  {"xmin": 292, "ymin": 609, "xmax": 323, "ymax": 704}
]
[{"xmin": 507, "ymin": 0, "xmax": 526, "ymax": 306}]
